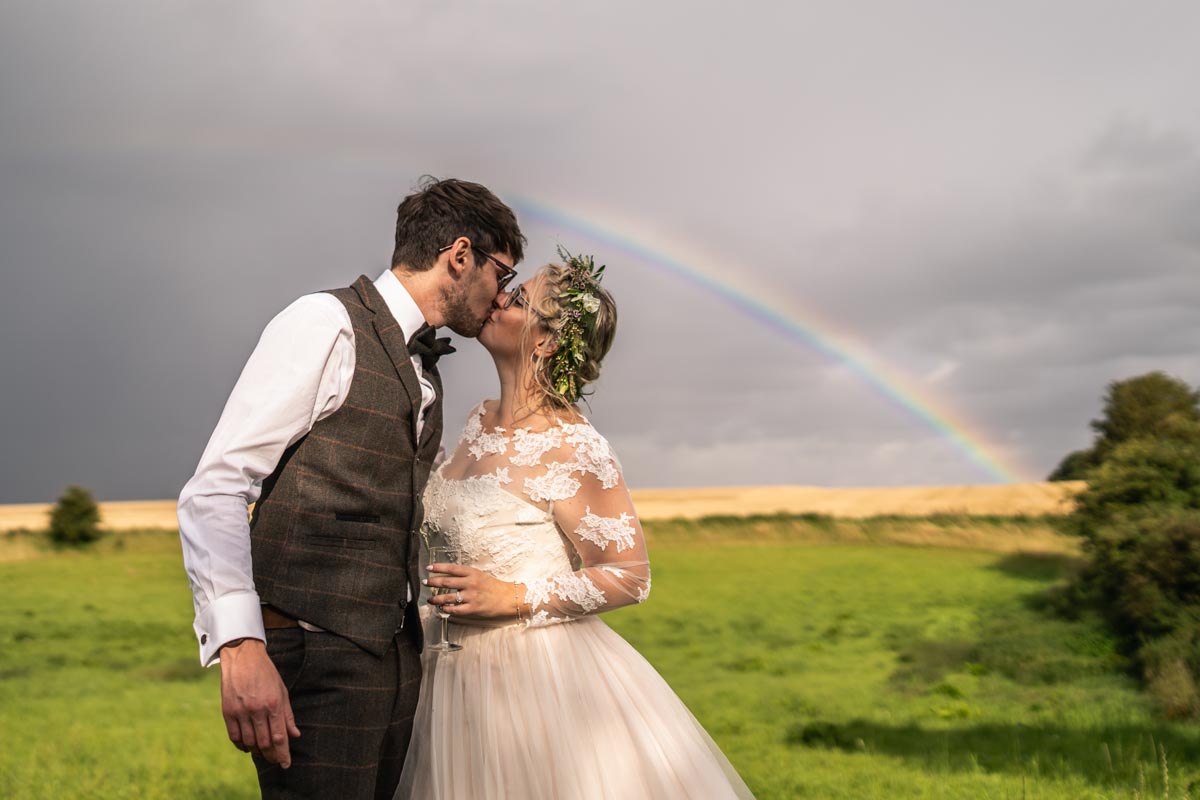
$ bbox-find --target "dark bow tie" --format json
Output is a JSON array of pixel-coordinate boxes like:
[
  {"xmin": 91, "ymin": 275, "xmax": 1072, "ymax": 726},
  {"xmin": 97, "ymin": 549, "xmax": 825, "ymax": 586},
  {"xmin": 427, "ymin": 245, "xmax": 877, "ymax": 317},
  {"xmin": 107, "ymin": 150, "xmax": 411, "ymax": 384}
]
[{"xmin": 407, "ymin": 324, "xmax": 456, "ymax": 370}]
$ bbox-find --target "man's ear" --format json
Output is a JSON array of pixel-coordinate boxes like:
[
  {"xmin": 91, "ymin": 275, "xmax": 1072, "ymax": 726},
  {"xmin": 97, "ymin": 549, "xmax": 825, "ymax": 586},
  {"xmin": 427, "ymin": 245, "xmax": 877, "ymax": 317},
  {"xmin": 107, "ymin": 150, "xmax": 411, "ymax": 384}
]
[{"xmin": 443, "ymin": 237, "xmax": 473, "ymax": 279}]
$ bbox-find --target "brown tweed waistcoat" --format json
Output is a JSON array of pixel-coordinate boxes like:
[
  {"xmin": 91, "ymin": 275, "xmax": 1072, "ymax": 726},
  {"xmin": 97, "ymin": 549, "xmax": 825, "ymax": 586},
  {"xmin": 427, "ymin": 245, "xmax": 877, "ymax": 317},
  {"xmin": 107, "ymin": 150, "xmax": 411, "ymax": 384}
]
[{"xmin": 250, "ymin": 275, "xmax": 443, "ymax": 657}]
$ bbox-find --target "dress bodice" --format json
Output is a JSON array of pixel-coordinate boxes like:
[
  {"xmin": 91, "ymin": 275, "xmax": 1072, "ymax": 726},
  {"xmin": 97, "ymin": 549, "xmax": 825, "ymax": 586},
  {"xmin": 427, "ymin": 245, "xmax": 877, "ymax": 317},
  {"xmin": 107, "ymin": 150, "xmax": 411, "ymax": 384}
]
[
  {"xmin": 420, "ymin": 402, "xmax": 650, "ymax": 627},
  {"xmin": 422, "ymin": 468, "xmax": 578, "ymax": 584}
]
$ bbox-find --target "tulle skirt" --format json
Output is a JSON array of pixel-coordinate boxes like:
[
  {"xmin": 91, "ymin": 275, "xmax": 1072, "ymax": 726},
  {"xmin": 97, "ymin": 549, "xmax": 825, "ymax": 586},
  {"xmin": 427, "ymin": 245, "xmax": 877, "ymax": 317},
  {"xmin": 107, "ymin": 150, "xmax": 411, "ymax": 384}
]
[{"xmin": 395, "ymin": 615, "xmax": 754, "ymax": 799}]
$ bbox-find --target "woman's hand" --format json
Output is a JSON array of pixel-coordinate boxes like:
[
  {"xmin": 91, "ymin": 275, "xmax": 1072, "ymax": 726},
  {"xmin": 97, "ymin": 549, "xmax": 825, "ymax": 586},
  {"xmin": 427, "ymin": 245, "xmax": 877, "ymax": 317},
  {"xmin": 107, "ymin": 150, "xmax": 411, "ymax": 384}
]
[{"xmin": 425, "ymin": 563, "xmax": 524, "ymax": 620}]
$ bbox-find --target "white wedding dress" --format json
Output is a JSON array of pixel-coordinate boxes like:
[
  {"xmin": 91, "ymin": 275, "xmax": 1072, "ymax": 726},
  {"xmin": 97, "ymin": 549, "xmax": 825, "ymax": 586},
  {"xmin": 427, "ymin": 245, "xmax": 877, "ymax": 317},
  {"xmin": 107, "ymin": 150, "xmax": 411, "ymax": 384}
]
[{"xmin": 395, "ymin": 402, "xmax": 754, "ymax": 799}]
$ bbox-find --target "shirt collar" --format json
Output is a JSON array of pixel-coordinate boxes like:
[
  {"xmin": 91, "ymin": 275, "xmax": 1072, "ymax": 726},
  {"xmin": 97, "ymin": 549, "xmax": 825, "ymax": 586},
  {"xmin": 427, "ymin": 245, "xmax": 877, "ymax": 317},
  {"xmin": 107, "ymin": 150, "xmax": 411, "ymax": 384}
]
[{"xmin": 374, "ymin": 269, "xmax": 429, "ymax": 344}]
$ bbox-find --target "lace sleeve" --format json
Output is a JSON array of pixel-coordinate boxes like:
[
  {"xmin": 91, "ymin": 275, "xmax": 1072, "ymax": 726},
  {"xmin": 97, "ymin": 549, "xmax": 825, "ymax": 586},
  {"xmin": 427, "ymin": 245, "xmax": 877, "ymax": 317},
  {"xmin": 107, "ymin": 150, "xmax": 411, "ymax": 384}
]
[{"xmin": 519, "ymin": 428, "xmax": 650, "ymax": 628}]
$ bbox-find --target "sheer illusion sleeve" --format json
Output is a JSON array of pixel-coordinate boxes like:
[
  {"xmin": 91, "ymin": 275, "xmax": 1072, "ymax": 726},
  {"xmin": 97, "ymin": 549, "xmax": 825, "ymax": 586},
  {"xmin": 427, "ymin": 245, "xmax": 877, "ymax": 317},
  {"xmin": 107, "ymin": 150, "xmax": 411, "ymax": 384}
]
[{"xmin": 517, "ymin": 425, "xmax": 651, "ymax": 628}]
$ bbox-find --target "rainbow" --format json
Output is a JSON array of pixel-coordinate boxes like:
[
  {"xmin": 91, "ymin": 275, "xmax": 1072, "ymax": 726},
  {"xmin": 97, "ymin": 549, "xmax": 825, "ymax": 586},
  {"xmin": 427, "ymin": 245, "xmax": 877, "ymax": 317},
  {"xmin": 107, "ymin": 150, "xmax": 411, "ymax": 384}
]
[{"xmin": 512, "ymin": 196, "xmax": 1028, "ymax": 484}]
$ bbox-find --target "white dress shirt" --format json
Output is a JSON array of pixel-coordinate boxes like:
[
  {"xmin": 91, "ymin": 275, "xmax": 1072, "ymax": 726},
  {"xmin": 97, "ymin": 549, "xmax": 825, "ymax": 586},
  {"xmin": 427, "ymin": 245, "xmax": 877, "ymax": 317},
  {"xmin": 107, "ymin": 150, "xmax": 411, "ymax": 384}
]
[{"xmin": 178, "ymin": 270, "xmax": 435, "ymax": 666}]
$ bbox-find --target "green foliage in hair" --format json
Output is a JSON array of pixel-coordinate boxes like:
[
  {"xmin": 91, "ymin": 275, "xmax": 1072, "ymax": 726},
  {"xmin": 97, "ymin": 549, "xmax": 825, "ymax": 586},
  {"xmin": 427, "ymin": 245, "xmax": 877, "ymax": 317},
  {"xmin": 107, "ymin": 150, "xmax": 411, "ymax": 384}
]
[{"xmin": 548, "ymin": 246, "xmax": 606, "ymax": 404}]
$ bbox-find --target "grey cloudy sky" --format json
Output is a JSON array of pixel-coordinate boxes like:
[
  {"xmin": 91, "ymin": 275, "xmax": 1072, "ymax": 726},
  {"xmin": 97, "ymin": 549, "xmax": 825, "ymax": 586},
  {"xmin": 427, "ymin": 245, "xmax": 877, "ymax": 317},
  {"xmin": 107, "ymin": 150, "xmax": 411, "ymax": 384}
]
[{"xmin": 2, "ymin": 1, "xmax": 1198, "ymax": 503}]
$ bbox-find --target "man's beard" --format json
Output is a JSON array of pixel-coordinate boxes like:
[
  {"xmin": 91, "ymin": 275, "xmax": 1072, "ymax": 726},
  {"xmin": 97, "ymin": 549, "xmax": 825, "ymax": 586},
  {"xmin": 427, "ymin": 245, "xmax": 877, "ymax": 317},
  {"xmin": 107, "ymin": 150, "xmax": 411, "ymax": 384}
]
[{"xmin": 439, "ymin": 282, "xmax": 488, "ymax": 338}]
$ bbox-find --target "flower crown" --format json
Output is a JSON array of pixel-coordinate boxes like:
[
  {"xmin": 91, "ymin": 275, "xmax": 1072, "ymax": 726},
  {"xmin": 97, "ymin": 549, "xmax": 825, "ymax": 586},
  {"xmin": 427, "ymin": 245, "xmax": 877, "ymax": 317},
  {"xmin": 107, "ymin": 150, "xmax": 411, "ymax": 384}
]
[{"xmin": 548, "ymin": 246, "xmax": 606, "ymax": 404}]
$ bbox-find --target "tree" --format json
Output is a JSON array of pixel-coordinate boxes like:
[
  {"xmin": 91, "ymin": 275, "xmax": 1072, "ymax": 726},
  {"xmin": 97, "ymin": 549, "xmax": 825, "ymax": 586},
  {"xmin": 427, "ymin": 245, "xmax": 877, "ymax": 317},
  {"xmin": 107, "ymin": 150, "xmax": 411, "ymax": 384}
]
[
  {"xmin": 1091, "ymin": 372, "xmax": 1200, "ymax": 457},
  {"xmin": 1047, "ymin": 448, "xmax": 1101, "ymax": 482},
  {"xmin": 1063, "ymin": 416, "xmax": 1200, "ymax": 717},
  {"xmin": 1077, "ymin": 509, "xmax": 1200, "ymax": 718},
  {"xmin": 1070, "ymin": 423, "xmax": 1200, "ymax": 532},
  {"xmin": 48, "ymin": 485, "xmax": 102, "ymax": 546},
  {"xmin": 1048, "ymin": 371, "xmax": 1200, "ymax": 481}
]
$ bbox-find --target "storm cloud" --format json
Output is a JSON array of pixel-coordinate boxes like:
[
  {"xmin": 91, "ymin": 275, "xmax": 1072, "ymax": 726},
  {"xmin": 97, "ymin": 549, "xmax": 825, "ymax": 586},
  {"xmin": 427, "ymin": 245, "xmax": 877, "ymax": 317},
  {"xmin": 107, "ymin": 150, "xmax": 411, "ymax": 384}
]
[{"xmin": 2, "ymin": 1, "xmax": 1198, "ymax": 502}]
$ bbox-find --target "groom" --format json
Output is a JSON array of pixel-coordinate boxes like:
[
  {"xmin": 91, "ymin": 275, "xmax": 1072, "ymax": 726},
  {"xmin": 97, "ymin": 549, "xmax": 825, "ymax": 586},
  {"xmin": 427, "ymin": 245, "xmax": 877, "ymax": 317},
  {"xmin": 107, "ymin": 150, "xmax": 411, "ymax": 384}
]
[{"xmin": 178, "ymin": 177, "xmax": 525, "ymax": 798}]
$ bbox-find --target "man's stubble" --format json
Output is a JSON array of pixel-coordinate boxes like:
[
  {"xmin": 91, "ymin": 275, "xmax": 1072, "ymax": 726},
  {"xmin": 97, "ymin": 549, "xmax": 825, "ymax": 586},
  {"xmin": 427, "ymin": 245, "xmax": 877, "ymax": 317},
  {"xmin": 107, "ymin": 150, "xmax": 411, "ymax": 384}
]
[{"xmin": 438, "ymin": 279, "xmax": 489, "ymax": 339}]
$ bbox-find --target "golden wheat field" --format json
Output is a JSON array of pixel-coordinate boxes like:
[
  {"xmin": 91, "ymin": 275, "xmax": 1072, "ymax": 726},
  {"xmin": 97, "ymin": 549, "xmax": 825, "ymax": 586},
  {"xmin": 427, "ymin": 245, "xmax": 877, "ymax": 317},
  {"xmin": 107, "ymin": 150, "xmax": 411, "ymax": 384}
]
[{"xmin": 0, "ymin": 481, "xmax": 1085, "ymax": 532}]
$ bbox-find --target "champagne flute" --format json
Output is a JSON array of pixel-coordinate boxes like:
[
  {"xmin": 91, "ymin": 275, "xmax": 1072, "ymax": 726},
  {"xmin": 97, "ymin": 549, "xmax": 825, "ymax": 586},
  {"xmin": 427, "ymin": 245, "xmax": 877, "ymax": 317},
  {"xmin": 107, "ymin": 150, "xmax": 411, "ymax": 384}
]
[{"xmin": 427, "ymin": 545, "xmax": 463, "ymax": 653}]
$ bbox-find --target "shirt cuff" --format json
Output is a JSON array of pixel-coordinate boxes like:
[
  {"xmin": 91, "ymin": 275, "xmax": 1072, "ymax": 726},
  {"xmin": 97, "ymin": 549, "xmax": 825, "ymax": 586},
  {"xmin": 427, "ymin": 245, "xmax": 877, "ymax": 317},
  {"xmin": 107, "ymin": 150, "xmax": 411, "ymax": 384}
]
[{"xmin": 195, "ymin": 591, "xmax": 266, "ymax": 667}]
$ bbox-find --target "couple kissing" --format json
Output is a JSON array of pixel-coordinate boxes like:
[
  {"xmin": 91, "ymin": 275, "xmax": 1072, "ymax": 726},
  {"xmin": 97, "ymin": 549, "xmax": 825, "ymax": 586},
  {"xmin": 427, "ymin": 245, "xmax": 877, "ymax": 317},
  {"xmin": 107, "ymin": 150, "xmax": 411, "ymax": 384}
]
[{"xmin": 178, "ymin": 177, "xmax": 753, "ymax": 799}]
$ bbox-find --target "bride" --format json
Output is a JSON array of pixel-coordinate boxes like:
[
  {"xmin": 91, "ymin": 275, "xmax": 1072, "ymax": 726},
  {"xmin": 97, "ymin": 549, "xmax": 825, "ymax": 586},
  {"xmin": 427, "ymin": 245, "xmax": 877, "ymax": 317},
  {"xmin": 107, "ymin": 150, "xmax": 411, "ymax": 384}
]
[{"xmin": 396, "ymin": 252, "xmax": 754, "ymax": 799}]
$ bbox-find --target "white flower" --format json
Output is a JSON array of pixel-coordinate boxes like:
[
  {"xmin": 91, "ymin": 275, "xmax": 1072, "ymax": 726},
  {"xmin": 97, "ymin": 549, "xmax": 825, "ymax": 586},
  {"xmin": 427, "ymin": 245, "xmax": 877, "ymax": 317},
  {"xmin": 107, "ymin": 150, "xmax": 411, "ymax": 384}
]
[{"xmin": 579, "ymin": 293, "xmax": 600, "ymax": 314}]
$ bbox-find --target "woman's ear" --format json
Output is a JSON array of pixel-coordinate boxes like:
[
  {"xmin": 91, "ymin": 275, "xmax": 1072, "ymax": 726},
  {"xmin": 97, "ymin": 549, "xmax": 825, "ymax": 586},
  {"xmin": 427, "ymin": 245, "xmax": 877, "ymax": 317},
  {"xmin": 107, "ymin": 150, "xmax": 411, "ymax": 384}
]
[{"xmin": 532, "ymin": 333, "xmax": 559, "ymax": 359}]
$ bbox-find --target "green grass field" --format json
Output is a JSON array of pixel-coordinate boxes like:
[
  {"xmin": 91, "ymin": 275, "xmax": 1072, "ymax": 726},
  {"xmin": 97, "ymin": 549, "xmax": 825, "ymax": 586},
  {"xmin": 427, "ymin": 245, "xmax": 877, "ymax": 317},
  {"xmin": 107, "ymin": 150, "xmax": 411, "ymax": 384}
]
[{"xmin": 2, "ymin": 521, "xmax": 1196, "ymax": 799}]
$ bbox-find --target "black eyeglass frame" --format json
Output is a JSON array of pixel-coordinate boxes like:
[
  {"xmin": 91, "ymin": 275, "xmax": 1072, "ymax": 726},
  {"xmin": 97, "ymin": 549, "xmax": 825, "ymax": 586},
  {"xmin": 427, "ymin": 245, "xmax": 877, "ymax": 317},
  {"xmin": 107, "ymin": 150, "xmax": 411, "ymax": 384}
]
[
  {"xmin": 500, "ymin": 283, "xmax": 530, "ymax": 311},
  {"xmin": 437, "ymin": 243, "xmax": 517, "ymax": 291},
  {"xmin": 499, "ymin": 283, "xmax": 552, "ymax": 327}
]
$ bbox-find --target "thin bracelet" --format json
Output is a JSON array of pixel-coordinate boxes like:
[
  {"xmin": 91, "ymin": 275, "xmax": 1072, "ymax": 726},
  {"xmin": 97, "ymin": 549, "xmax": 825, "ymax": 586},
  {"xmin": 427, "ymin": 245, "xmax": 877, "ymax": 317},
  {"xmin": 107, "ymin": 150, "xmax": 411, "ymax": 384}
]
[{"xmin": 512, "ymin": 586, "xmax": 524, "ymax": 623}]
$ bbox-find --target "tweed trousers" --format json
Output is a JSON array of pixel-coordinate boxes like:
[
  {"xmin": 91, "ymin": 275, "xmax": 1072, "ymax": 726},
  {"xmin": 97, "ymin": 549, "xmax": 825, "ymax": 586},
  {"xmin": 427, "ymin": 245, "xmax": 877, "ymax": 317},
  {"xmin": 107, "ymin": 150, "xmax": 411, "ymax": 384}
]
[{"xmin": 253, "ymin": 604, "xmax": 423, "ymax": 800}]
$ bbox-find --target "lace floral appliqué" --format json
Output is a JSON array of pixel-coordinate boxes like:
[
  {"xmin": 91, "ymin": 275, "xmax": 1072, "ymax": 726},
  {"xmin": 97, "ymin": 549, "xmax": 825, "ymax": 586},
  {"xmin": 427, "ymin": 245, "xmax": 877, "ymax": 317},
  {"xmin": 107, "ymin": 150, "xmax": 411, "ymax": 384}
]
[
  {"xmin": 525, "ymin": 610, "xmax": 568, "ymax": 628},
  {"xmin": 576, "ymin": 508, "xmax": 637, "ymax": 552},
  {"xmin": 525, "ymin": 463, "xmax": 582, "ymax": 503},
  {"xmin": 511, "ymin": 427, "xmax": 563, "ymax": 467},
  {"xmin": 461, "ymin": 406, "xmax": 508, "ymax": 461},
  {"xmin": 421, "ymin": 468, "xmax": 524, "ymax": 571},
  {"xmin": 525, "ymin": 573, "xmax": 607, "ymax": 616},
  {"xmin": 563, "ymin": 424, "xmax": 621, "ymax": 489},
  {"xmin": 522, "ymin": 425, "xmax": 620, "ymax": 503},
  {"xmin": 636, "ymin": 575, "xmax": 652, "ymax": 604}
]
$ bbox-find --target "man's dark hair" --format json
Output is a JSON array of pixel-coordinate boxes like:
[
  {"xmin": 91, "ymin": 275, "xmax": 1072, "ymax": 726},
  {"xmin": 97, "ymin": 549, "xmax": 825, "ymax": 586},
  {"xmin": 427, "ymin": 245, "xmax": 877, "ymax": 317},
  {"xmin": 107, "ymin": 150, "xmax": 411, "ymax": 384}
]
[{"xmin": 392, "ymin": 177, "xmax": 526, "ymax": 271}]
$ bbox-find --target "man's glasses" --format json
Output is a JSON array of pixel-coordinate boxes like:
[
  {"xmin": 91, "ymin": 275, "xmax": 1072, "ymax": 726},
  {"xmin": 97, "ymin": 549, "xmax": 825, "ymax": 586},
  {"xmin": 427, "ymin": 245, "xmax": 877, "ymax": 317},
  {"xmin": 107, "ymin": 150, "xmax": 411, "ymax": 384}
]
[{"xmin": 438, "ymin": 243, "xmax": 517, "ymax": 291}]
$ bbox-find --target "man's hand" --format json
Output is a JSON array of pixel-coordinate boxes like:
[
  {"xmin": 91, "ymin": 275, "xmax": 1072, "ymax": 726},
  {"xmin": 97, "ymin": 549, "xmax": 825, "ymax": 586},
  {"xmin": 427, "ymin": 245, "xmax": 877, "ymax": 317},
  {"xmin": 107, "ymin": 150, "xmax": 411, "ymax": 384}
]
[{"xmin": 219, "ymin": 638, "xmax": 301, "ymax": 768}]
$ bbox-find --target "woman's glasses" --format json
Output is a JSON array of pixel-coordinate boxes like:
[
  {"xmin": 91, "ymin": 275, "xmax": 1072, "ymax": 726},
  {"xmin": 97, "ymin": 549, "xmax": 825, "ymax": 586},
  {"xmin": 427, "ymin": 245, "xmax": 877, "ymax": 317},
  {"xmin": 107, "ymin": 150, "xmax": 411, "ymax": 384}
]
[
  {"xmin": 499, "ymin": 284, "xmax": 550, "ymax": 324},
  {"xmin": 500, "ymin": 283, "xmax": 530, "ymax": 310}
]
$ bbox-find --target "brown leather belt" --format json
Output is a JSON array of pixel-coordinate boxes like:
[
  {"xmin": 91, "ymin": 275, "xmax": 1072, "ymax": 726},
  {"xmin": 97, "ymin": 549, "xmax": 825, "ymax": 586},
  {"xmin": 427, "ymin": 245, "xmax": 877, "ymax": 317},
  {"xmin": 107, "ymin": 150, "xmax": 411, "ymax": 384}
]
[
  {"xmin": 262, "ymin": 605, "xmax": 300, "ymax": 630},
  {"xmin": 261, "ymin": 604, "xmax": 407, "ymax": 634}
]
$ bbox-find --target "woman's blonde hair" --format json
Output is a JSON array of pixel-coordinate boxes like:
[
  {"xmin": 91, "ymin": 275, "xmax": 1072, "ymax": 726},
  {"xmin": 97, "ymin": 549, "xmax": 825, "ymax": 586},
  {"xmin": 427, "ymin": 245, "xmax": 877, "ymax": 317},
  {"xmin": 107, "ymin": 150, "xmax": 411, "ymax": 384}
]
[{"xmin": 522, "ymin": 260, "xmax": 617, "ymax": 412}]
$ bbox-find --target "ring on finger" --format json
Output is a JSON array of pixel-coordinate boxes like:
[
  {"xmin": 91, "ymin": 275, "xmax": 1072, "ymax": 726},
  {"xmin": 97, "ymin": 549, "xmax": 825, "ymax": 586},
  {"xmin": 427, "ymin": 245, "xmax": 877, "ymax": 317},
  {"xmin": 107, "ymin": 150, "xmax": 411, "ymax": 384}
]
[{"xmin": 455, "ymin": 590, "xmax": 464, "ymax": 605}]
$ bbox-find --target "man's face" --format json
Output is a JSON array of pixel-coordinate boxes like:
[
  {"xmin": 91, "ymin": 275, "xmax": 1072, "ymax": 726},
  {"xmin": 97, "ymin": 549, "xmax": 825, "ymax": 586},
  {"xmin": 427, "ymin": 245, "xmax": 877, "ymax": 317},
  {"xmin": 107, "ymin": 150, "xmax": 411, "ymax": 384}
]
[{"xmin": 441, "ymin": 249, "xmax": 515, "ymax": 338}]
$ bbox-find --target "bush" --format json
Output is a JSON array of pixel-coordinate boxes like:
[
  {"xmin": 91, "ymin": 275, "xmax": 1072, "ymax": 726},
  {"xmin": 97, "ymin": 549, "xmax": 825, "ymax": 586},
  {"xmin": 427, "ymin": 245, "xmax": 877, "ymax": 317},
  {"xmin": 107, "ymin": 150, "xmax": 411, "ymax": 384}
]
[
  {"xmin": 1070, "ymin": 507, "xmax": 1200, "ymax": 717},
  {"xmin": 48, "ymin": 485, "xmax": 103, "ymax": 546},
  {"xmin": 1140, "ymin": 631, "xmax": 1200, "ymax": 719},
  {"xmin": 1081, "ymin": 511, "xmax": 1200, "ymax": 638}
]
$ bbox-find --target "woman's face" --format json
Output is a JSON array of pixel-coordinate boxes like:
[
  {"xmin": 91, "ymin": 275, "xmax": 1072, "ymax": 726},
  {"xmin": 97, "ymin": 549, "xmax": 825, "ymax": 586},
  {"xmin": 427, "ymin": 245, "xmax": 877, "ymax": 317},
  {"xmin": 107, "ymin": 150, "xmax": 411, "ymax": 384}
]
[{"xmin": 480, "ymin": 271, "xmax": 550, "ymax": 356}]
